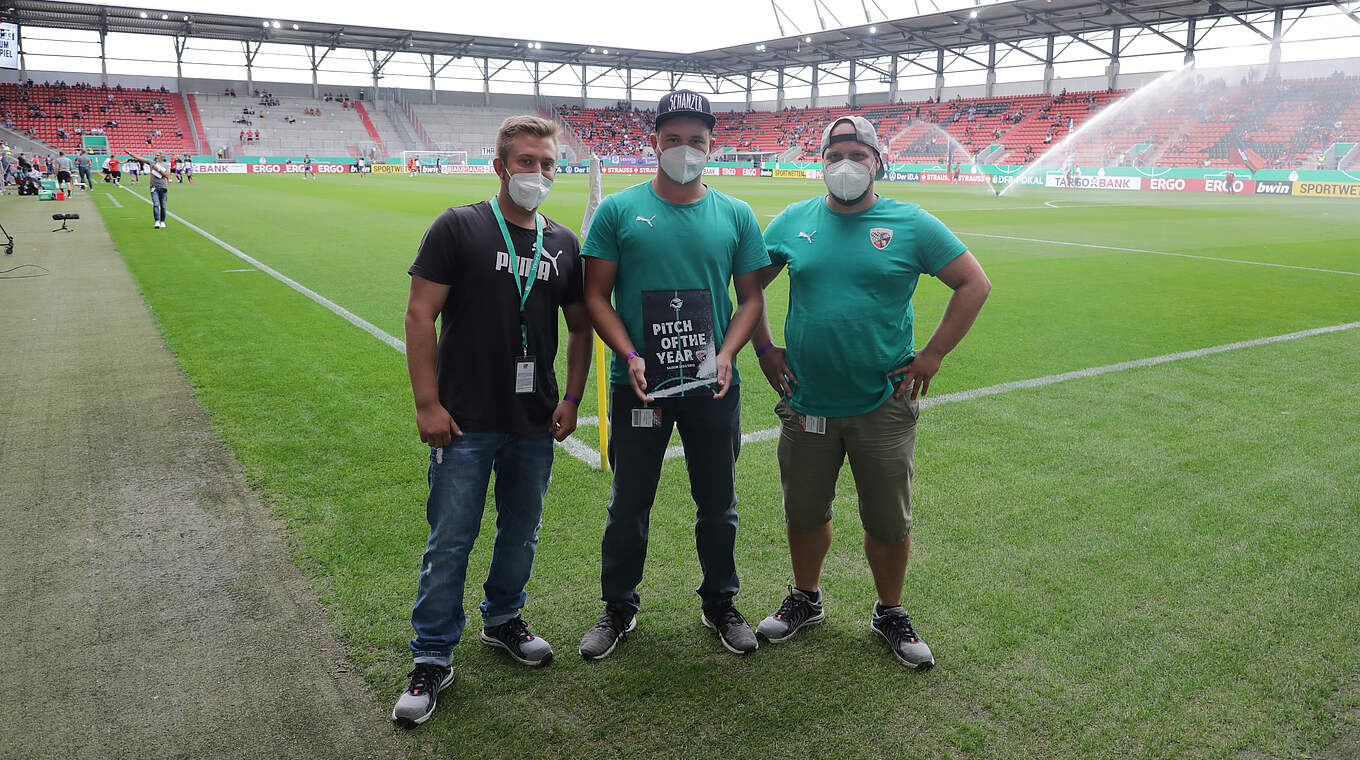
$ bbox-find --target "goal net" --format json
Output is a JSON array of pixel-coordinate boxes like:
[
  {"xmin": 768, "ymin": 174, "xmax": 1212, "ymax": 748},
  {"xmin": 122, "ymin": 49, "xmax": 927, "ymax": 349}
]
[{"xmin": 400, "ymin": 150, "xmax": 468, "ymax": 168}]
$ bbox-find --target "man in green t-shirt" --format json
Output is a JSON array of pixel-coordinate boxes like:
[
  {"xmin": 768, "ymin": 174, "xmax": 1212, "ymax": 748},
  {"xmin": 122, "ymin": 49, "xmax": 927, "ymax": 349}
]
[
  {"xmin": 578, "ymin": 90, "xmax": 769, "ymax": 660},
  {"xmin": 751, "ymin": 116, "xmax": 991, "ymax": 669}
]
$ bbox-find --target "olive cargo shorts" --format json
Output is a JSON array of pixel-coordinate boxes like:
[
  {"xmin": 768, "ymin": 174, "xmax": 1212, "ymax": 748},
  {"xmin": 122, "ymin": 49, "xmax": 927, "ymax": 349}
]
[{"xmin": 774, "ymin": 393, "xmax": 919, "ymax": 544}]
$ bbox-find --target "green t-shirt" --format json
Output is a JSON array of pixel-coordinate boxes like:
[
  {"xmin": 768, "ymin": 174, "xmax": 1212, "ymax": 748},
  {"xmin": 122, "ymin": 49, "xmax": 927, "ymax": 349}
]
[
  {"xmin": 765, "ymin": 195, "xmax": 967, "ymax": 417},
  {"xmin": 582, "ymin": 181, "xmax": 771, "ymax": 386}
]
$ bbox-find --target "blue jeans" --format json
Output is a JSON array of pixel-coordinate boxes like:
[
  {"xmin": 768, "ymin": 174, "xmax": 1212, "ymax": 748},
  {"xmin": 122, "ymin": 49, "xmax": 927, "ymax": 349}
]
[
  {"xmin": 409, "ymin": 432, "xmax": 554, "ymax": 667},
  {"xmin": 150, "ymin": 186, "xmax": 167, "ymax": 222},
  {"xmin": 601, "ymin": 384, "xmax": 742, "ymax": 613}
]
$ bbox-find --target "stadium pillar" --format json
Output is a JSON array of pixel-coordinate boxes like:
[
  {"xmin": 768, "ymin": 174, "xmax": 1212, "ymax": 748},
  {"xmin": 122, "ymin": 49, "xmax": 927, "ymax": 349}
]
[
  {"xmin": 625, "ymin": 68, "xmax": 633, "ymax": 107},
  {"xmin": 848, "ymin": 61, "xmax": 857, "ymax": 107},
  {"xmin": 580, "ymin": 65, "xmax": 588, "ymax": 107},
  {"xmin": 985, "ymin": 43, "xmax": 996, "ymax": 98},
  {"xmin": 98, "ymin": 31, "xmax": 107, "ymax": 88},
  {"xmin": 1268, "ymin": 9, "xmax": 1283, "ymax": 79},
  {"xmin": 483, "ymin": 58, "xmax": 492, "ymax": 106},
  {"xmin": 811, "ymin": 65, "xmax": 819, "ymax": 108},
  {"xmin": 888, "ymin": 54, "xmax": 898, "ymax": 103},
  {"xmin": 745, "ymin": 72, "xmax": 753, "ymax": 111},
  {"xmin": 1042, "ymin": 35, "xmax": 1055, "ymax": 94},
  {"xmin": 1184, "ymin": 18, "xmax": 1196, "ymax": 66},
  {"xmin": 534, "ymin": 61, "xmax": 542, "ymax": 104},
  {"xmin": 1107, "ymin": 27, "xmax": 1121, "ymax": 91},
  {"xmin": 429, "ymin": 54, "xmax": 437, "ymax": 105},
  {"xmin": 15, "ymin": 25, "xmax": 23, "ymax": 83},
  {"xmin": 777, "ymin": 68, "xmax": 785, "ymax": 110},
  {"xmin": 934, "ymin": 48, "xmax": 945, "ymax": 101}
]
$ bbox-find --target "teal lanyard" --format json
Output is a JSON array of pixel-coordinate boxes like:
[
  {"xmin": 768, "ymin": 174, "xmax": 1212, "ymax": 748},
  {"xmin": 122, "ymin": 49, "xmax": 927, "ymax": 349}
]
[{"xmin": 489, "ymin": 196, "xmax": 544, "ymax": 355}]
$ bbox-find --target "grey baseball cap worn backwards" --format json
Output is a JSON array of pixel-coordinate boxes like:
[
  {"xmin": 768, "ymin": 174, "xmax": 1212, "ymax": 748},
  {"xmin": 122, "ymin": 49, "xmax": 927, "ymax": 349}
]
[
  {"xmin": 820, "ymin": 115, "xmax": 885, "ymax": 178},
  {"xmin": 656, "ymin": 90, "xmax": 716, "ymax": 129}
]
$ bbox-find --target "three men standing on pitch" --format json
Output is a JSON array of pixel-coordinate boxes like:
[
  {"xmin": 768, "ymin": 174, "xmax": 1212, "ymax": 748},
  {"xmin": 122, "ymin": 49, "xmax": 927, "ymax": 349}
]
[
  {"xmin": 394, "ymin": 115, "xmax": 592, "ymax": 727},
  {"xmin": 577, "ymin": 90, "xmax": 769, "ymax": 659},
  {"xmin": 751, "ymin": 116, "xmax": 991, "ymax": 669}
]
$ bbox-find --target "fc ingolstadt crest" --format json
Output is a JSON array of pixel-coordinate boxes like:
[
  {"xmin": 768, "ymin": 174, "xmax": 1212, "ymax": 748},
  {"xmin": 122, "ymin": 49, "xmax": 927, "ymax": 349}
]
[{"xmin": 869, "ymin": 227, "xmax": 893, "ymax": 250}]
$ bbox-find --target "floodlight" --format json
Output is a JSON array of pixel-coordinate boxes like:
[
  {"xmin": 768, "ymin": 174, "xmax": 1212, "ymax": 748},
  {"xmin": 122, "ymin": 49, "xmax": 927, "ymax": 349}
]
[
  {"xmin": 970, "ymin": 9, "xmax": 978, "ymax": 18},
  {"xmin": 602, "ymin": 48, "xmax": 608, "ymax": 54},
  {"xmin": 292, "ymin": 23, "xmax": 298, "ymax": 29},
  {"xmin": 139, "ymin": 11, "xmax": 147, "ymax": 18},
  {"xmin": 272, "ymin": 21, "xmax": 281, "ymax": 29},
  {"xmin": 869, "ymin": 26, "xmax": 877, "ymax": 33},
  {"xmin": 262, "ymin": 21, "xmax": 269, "ymax": 27},
  {"xmin": 804, "ymin": 36, "xmax": 812, "ymax": 42},
  {"xmin": 160, "ymin": 14, "xmax": 167, "ymax": 19},
  {"xmin": 590, "ymin": 47, "xmax": 596, "ymax": 53}
]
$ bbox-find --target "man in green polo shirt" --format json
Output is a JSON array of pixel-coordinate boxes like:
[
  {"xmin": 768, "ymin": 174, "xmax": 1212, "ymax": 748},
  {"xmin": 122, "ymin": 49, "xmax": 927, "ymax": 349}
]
[
  {"xmin": 751, "ymin": 115, "xmax": 991, "ymax": 669},
  {"xmin": 578, "ymin": 90, "xmax": 769, "ymax": 660}
]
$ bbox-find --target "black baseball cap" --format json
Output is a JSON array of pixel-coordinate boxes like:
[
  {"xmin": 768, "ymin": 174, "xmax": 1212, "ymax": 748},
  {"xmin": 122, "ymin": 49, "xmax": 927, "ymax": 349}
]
[{"xmin": 655, "ymin": 90, "xmax": 716, "ymax": 129}]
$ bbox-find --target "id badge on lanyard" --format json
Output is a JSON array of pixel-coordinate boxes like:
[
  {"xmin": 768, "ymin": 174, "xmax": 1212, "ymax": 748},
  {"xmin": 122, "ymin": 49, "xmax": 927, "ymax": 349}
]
[{"xmin": 490, "ymin": 197, "xmax": 544, "ymax": 395}]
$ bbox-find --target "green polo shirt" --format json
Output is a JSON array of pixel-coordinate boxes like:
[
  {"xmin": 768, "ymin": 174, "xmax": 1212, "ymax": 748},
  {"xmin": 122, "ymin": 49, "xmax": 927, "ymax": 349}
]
[
  {"xmin": 764, "ymin": 195, "xmax": 967, "ymax": 417},
  {"xmin": 582, "ymin": 180, "xmax": 770, "ymax": 386}
]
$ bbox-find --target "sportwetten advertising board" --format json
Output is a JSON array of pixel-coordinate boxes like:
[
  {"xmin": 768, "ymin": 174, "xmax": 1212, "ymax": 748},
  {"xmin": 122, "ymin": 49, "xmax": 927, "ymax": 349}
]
[{"xmin": 1292, "ymin": 181, "xmax": 1360, "ymax": 198}]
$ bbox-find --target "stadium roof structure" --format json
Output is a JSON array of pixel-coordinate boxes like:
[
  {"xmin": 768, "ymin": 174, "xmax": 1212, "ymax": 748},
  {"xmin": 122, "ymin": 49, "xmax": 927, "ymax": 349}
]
[{"xmin": 3, "ymin": 0, "xmax": 1355, "ymax": 84}]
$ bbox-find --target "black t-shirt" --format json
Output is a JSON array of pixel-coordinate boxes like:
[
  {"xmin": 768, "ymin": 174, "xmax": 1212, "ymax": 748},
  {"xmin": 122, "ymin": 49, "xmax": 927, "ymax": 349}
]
[{"xmin": 408, "ymin": 201, "xmax": 583, "ymax": 434}]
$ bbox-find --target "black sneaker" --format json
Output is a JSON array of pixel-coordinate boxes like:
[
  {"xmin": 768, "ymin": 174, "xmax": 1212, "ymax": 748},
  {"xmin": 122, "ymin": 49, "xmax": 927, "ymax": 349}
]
[
  {"xmin": 756, "ymin": 586, "xmax": 826, "ymax": 643},
  {"xmin": 578, "ymin": 602, "xmax": 636, "ymax": 660},
  {"xmin": 480, "ymin": 616, "xmax": 553, "ymax": 667},
  {"xmin": 870, "ymin": 605, "xmax": 934, "ymax": 670},
  {"xmin": 391, "ymin": 663, "xmax": 454, "ymax": 727},
  {"xmin": 701, "ymin": 600, "xmax": 758, "ymax": 654}
]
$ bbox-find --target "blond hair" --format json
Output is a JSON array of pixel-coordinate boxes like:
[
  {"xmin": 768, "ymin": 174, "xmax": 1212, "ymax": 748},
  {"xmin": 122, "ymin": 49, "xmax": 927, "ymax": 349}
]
[{"xmin": 496, "ymin": 115, "xmax": 560, "ymax": 164}]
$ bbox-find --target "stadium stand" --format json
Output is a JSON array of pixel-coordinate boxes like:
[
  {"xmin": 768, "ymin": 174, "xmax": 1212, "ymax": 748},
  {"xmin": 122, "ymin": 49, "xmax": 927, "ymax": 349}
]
[
  {"xmin": 0, "ymin": 81, "xmax": 193, "ymax": 155},
  {"xmin": 407, "ymin": 103, "xmax": 544, "ymax": 158},
  {"xmin": 548, "ymin": 74, "xmax": 1360, "ymax": 170},
  {"xmin": 193, "ymin": 92, "xmax": 403, "ymax": 158}
]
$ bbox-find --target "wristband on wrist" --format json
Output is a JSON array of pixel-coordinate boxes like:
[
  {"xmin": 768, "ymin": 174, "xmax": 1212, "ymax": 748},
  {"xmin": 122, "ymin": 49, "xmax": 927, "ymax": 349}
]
[
  {"xmin": 623, "ymin": 351, "xmax": 640, "ymax": 362},
  {"xmin": 754, "ymin": 341, "xmax": 775, "ymax": 357},
  {"xmin": 562, "ymin": 393, "xmax": 581, "ymax": 405}
]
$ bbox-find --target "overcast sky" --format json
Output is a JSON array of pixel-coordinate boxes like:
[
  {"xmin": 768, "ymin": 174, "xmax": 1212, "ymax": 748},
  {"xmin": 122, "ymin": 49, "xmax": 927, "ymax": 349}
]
[{"xmin": 81, "ymin": 0, "xmax": 977, "ymax": 53}]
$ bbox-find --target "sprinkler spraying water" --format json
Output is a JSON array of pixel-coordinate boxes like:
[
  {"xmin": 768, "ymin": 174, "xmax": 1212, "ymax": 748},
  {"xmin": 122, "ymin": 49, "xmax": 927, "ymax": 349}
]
[{"xmin": 998, "ymin": 63, "xmax": 1200, "ymax": 197}]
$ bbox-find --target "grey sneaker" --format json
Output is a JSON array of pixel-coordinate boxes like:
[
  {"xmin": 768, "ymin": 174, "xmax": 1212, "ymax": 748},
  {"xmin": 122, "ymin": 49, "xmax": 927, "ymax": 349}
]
[
  {"xmin": 391, "ymin": 663, "xmax": 454, "ymax": 727},
  {"xmin": 579, "ymin": 602, "xmax": 637, "ymax": 660},
  {"xmin": 870, "ymin": 604, "xmax": 934, "ymax": 670},
  {"xmin": 701, "ymin": 601, "xmax": 758, "ymax": 654},
  {"xmin": 480, "ymin": 616, "xmax": 553, "ymax": 667},
  {"xmin": 756, "ymin": 586, "xmax": 826, "ymax": 643}
]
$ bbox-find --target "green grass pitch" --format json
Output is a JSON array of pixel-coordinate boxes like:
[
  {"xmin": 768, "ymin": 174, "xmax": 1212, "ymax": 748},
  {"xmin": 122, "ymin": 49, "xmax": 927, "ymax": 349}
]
[{"xmin": 94, "ymin": 173, "xmax": 1359, "ymax": 759}]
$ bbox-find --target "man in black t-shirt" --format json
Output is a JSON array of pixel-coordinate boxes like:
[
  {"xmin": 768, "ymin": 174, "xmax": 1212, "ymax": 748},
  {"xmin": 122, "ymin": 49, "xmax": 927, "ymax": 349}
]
[{"xmin": 393, "ymin": 115, "xmax": 593, "ymax": 728}]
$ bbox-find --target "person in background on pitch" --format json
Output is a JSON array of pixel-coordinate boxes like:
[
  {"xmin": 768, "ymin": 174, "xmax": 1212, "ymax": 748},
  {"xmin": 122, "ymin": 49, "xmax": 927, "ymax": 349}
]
[
  {"xmin": 74, "ymin": 149, "xmax": 93, "ymax": 192},
  {"xmin": 54, "ymin": 151, "xmax": 74, "ymax": 196},
  {"xmin": 751, "ymin": 116, "xmax": 990, "ymax": 670},
  {"xmin": 393, "ymin": 115, "xmax": 592, "ymax": 728},
  {"xmin": 577, "ymin": 90, "xmax": 769, "ymax": 660},
  {"xmin": 124, "ymin": 149, "xmax": 172, "ymax": 229}
]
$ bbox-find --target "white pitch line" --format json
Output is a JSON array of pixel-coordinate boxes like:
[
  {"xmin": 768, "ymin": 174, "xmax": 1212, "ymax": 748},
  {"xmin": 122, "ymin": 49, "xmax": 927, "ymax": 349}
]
[
  {"xmin": 115, "ymin": 186, "xmax": 608, "ymax": 467},
  {"xmin": 652, "ymin": 320, "xmax": 1360, "ymax": 461},
  {"xmin": 120, "ymin": 185, "xmax": 406, "ymax": 353},
  {"xmin": 105, "ymin": 192, "xmax": 122, "ymax": 208},
  {"xmin": 113, "ymin": 186, "xmax": 1360, "ymax": 472},
  {"xmin": 955, "ymin": 229, "xmax": 1360, "ymax": 277}
]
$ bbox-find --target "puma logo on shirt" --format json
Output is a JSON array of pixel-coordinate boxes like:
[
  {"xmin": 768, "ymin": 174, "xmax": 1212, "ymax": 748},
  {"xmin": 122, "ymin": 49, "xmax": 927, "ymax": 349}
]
[
  {"xmin": 494, "ymin": 250, "xmax": 553, "ymax": 281},
  {"xmin": 798, "ymin": 231, "xmax": 816, "ymax": 243},
  {"xmin": 540, "ymin": 248, "xmax": 563, "ymax": 276},
  {"xmin": 636, "ymin": 215, "xmax": 656, "ymax": 227}
]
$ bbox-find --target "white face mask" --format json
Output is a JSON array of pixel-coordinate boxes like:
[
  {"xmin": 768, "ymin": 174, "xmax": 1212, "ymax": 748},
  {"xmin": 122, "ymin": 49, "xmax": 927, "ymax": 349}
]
[
  {"xmin": 824, "ymin": 159, "xmax": 873, "ymax": 202},
  {"xmin": 506, "ymin": 171, "xmax": 553, "ymax": 210},
  {"xmin": 659, "ymin": 145, "xmax": 708, "ymax": 184}
]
